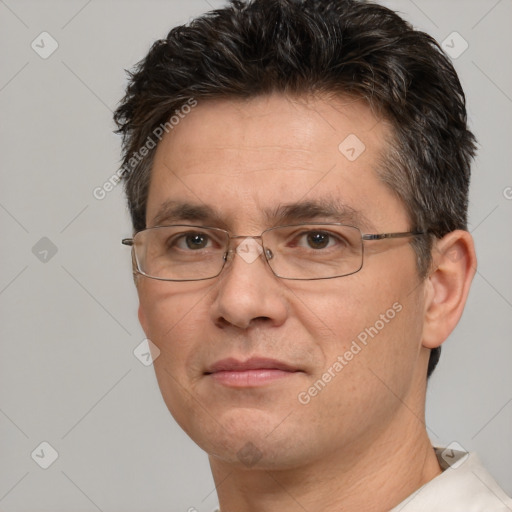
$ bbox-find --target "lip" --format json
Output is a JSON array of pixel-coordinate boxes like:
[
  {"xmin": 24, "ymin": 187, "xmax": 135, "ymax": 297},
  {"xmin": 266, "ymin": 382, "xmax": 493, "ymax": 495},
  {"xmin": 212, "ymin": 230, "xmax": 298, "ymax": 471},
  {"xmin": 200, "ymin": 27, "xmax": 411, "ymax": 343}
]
[
  {"xmin": 206, "ymin": 357, "xmax": 299, "ymax": 373},
  {"xmin": 205, "ymin": 357, "xmax": 302, "ymax": 387}
]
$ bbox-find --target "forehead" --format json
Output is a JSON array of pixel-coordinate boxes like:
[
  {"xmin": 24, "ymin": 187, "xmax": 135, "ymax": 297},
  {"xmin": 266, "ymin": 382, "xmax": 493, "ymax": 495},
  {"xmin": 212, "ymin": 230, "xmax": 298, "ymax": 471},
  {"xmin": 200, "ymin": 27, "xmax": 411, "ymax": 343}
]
[{"xmin": 147, "ymin": 93, "xmax": 406, "ymax": 231}]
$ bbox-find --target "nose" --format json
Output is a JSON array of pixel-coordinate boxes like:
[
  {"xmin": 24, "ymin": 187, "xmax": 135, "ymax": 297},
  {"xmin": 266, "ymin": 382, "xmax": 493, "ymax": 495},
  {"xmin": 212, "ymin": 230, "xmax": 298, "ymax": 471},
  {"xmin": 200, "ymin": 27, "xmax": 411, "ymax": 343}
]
[{"xmin": 210, "ymin": 237, "xmax": 288, "ymax": 330}]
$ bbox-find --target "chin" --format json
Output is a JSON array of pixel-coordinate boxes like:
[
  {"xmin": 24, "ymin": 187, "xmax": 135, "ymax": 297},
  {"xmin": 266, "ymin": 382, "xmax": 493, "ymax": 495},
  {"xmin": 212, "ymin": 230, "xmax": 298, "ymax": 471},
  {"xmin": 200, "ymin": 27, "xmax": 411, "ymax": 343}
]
[{"xmin": 184, "ymin": 408, "xmax": 318, "ymax": 470}]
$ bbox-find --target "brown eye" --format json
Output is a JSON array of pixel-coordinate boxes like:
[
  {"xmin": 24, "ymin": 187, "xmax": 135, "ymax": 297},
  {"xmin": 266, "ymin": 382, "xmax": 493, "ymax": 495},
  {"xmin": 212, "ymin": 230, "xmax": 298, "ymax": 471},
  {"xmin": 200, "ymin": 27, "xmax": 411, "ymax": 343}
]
[
  {"xmin": 306, "ymin": 231, "xmax": 330, "ymax": 249},
  {"xmin": 167, "ymin": 231, "xmax": 214, "ymax": 251},
  {"xmin": 184, "ymin": 233, "xmax": 209, "ymax": 250}
]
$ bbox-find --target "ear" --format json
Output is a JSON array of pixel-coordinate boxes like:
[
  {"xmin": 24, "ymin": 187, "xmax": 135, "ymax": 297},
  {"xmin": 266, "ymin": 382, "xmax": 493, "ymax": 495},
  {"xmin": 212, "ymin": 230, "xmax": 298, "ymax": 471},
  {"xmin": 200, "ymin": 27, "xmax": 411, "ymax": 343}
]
[{"xmin": 422, "ymin": 230, "xmax": 477, "ymax": 349}]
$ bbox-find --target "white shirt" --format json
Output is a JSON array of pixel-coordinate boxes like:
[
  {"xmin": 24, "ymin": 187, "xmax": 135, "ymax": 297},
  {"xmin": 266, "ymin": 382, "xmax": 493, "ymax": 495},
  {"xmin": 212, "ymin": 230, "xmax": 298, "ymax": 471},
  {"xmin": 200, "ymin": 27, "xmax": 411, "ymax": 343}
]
[{"xmin": 391, "ymin": 448, "xmax": 512, "ymax": 511}]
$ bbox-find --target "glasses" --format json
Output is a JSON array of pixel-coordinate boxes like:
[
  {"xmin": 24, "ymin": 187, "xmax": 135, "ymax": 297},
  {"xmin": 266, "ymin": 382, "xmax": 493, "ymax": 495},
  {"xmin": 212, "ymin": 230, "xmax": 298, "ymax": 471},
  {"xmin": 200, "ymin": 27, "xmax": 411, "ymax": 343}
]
[{"xmin": 122, "ymin": 224, "xmax": 425, "ymax": 281}]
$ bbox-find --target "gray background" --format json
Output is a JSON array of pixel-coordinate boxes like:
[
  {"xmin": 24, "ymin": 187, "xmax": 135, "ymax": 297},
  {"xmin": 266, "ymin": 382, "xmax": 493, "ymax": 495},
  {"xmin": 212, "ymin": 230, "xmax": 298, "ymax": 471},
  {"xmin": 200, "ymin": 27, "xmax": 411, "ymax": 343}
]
[{"xmin": 0, "ymin": 0, "xmax": 511, "ymax": 510}]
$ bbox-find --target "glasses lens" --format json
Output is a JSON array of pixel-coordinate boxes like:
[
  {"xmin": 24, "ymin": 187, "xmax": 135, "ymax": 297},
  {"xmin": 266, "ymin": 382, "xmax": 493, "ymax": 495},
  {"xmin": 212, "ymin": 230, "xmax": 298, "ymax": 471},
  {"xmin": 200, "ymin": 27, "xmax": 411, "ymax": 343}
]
[
  {"xmin": 263, "ymin": 224, "xmax": 363, "ymax": 279},
  {"xmin": 133, "ymin": 226, "xmax": 229, "ymax": 280}
]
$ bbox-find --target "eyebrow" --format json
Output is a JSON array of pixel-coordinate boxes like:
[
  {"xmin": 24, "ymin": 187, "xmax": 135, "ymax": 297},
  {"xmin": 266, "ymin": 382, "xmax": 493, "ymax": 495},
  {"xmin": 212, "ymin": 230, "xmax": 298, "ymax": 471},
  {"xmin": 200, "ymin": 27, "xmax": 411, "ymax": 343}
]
[
  {"xmin": 269, "ymin": 199, "xmax": 375, "ymax": 230},
  {"xmin": 150, "ymin": 198, "xmax": 375, "ymax": 231},
  {"xmin": 151, "ymin": 200, "xmax": 226, "ymax": 228}
]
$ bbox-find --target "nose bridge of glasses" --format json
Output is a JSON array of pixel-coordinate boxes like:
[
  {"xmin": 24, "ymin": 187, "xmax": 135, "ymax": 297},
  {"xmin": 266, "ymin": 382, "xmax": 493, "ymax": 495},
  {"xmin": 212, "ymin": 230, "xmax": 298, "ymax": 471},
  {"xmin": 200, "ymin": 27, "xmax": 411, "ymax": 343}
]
[
  {"xmin": 224, "ymin": 234, "xmax": 269, "ymax": 265},
  {"xmin": 228, "ymin": 234, "xmax": 263, "ymax": 241}
]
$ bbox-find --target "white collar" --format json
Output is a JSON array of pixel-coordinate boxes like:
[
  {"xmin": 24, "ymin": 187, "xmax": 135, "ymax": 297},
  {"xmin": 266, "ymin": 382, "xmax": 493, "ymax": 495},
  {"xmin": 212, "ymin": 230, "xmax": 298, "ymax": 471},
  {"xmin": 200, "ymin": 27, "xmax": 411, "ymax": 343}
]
[
  {"xmin": 391, "ymin": 448, "xmax": 512, "ymax": 511},
  {"xmin": 213, "ymin": 448, "xmax": 512, "ymax": 512}
]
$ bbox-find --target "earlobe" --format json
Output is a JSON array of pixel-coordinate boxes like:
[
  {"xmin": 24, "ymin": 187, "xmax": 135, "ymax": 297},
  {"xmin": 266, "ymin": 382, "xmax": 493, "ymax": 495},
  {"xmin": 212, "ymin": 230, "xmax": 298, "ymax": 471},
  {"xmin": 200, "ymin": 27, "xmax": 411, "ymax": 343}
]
[{"xmin": 422, "ymin": 230, "xmax": 477, "ymax": 349}]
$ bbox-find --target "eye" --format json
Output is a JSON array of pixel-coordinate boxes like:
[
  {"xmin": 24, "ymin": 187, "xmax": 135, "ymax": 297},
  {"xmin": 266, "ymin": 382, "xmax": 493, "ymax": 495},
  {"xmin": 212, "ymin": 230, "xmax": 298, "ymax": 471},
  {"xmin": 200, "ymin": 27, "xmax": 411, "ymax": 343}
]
[
  {"xmin": 294, "ymin": 230, "xmax": 342, "ymax": 250},
  {"xmin": 171, "ymin": 231, "xmax": 212, "ymax": 251},
  {"xmin": 305, "ymin": 231, "xmax": 332, "ymax": 249},
  {"xmin": 185, "ymin": 233, "xmax": 209, "ymax": 250}
]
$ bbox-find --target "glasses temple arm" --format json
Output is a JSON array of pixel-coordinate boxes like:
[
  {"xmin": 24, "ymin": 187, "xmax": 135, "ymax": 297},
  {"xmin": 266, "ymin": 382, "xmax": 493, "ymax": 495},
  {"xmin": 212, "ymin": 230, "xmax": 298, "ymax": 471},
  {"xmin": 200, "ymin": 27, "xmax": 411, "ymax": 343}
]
[{"xmin": 362, "ymin": 231, "xmax": 425, "ymax": 241}]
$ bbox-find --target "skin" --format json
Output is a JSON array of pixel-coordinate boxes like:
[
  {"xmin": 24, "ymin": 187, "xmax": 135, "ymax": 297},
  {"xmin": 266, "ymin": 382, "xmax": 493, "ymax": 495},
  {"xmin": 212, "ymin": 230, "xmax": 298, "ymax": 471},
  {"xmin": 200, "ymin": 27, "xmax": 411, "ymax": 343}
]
[{"xmin": 136, "ymin": 93, "xmax": 477, "ymax": 511}]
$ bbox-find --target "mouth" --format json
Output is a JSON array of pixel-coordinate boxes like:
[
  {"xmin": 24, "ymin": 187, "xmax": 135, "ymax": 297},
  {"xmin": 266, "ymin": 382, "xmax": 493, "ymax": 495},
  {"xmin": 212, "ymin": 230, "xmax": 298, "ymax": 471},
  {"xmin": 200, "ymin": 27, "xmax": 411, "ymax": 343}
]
[{"xmin": 204, "ymin": 357, "xmax": 303, "ymax": 387}]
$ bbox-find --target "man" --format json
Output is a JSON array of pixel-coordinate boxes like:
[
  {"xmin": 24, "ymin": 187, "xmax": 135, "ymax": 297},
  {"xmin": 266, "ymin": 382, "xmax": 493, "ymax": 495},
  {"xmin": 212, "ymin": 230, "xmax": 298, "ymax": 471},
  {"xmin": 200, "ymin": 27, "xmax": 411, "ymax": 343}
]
[{"xmin": 115, "ymin": 0, "xmax": 512, "ymax": 510}]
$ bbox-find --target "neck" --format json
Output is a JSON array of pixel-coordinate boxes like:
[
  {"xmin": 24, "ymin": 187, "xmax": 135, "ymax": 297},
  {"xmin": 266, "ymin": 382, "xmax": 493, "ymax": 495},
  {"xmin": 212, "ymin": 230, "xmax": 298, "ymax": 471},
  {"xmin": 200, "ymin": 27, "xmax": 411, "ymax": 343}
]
[{"xmin": 210, "ymin": 405, "xmax": 442, "ymax": 511}]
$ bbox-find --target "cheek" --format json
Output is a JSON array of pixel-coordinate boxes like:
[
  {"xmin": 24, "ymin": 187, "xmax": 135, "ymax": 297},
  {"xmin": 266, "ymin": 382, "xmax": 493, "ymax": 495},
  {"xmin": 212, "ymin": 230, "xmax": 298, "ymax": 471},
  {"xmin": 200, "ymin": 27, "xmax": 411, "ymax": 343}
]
[
  {"xmin": 138, "ymin": 283, "xmax": 215, "ymax": 430},
  {"xmin": 295, "ymin": 289, "xmax": 423, "ymax": 437},
  {"xmin": 138, "ymin": 281, "xmax": 213, "ymax": 373},
  {"xmin": 295, "ymin": 271, "xmax": 424, "ymax": 386},
  {"xmin": 287, "ymin": 277, "xmax": 400, "ymax": 352}
]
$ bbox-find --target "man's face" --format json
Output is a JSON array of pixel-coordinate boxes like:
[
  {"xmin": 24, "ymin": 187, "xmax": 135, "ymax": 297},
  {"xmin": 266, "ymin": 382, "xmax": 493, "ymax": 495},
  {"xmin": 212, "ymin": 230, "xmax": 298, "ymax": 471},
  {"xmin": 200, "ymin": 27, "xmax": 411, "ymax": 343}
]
[{"xmin": 137, "ymin": 94, "xmax": 429, "ymax": 469}]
